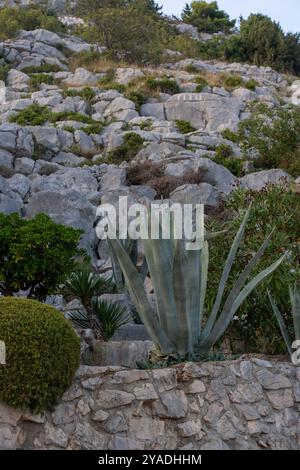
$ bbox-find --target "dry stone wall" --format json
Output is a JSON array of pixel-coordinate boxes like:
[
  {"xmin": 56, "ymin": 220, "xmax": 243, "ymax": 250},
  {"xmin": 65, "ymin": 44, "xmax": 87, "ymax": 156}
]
[{"xmin": 0, "ymin": 358, "xmax": 299, "ymax": 450}]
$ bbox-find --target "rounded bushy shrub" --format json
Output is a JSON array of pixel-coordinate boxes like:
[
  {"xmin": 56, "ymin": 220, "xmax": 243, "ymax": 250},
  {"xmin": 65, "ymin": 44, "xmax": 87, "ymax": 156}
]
[{"xmin": 0, "ymin": 298, "xmax": 80, "ymax": 413}]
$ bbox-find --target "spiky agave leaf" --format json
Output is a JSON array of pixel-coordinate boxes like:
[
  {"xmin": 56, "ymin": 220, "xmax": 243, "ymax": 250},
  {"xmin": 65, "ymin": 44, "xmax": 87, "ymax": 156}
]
[
  {"xmin": 108, "ymin": 238, "xmax": 174, "ymax": 354},
  {"xmin": 290, "ymin": 284, "xmax": 300, "ymax": 341},
  {"xmin": 269, "ymin": 291, "xmax": 293, "ymax": 357}
]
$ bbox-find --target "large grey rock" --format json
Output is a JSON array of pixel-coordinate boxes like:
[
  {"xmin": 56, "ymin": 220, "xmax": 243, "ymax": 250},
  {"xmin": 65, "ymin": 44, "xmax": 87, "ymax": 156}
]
[
  {"xmin": 0, "ymin": 193, "xmax": 23, "ymax": 214},
  {"xmin": 6, "ymin": 69, "xmax": 30, "ymax": 92},
  {"xmin": 7, "ymin": 174, "xmax": 30, "ymax": 199},
  {"xmin": 26, "ymin": 189, "xmax": 96, "ymax": 255},
  {"xmin": 101, "ymin": 165, "xmax": 127, "ymax": 191},
  {"xmin": 92, "ymin": 341, "xmax": 153, "ymax": 368},
  {"xmin": 240, "ymin": 169, "xmax": 293, "ymax": 191},
  {"xmin": 164, "ymin": 93, "xmax": 242, "ymax": 132},
  {"xmin": 140, "ymin": 103, "xmax": 165, "ymax": 121},
  {"xmin": 170, "ymin": 183, "xmax": 220, "ymax": 210},
  {"xmin": 63, "ymin": 68, "xmax": 101, "ymax": 87},
  {"xmin": 193, "ymin": 157, "xmax": 237, "ymax": 194},
  {"xmin": 115, "ymin": 67, "xmax": 144, "ymax": 85},
  {"xmin": 0, "ymin": 150, "xmax": 14, "ymax": 177},
  {"xmin": 0, "ymin": 124, "xmax": 34, "ymax": 156}
]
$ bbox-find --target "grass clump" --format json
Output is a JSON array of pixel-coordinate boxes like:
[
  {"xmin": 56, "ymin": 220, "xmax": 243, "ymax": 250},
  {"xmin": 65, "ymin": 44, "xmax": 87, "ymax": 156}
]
[
  {"xmin": 175, "ymin": 119, "xmax": 196, "ymax": 134},
  {"xmin": 29, "ymin": 73, "xmax": 54, "ymax": 90},
  {"xmin": 106, "ymin": 133, "xmax": 145, "ymax": 164},
  {"xmin": 145, "ymin": 76, "xmax": 180, "ymax": 95},
  {"xmin": 63, "ymin": 87, "xmax": 96, "ymax": 102},
  {"xmin": 21, "ymin": 63, "xmax": 61, "ymax": 74},
  {"xmin": 223, "ymin": 74, "xmax": 244, "ymax": 91}
]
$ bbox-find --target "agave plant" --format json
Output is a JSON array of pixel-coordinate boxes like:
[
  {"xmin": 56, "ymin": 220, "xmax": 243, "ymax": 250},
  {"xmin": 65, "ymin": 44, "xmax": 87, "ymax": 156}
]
[
  {"xmin": 67, "ymin": 299, "xmax": 130, "ymax": 341},
  {"xmin": 109, "ymin": 206, "xmax": 287, "ymax": 358},
  {"xmin": 110, "ymin": 238, "xmax": 148, "ymax": 291},
  {"xmin": 269, "ymin": 285, "xmax": 300, "ymax": 359}
]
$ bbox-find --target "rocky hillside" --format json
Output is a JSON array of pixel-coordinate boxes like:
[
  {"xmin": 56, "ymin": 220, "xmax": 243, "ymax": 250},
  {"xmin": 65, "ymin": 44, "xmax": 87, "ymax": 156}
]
[{"xmin": 0, "ymin": 19, "xmax": 299, "ymax": 268}]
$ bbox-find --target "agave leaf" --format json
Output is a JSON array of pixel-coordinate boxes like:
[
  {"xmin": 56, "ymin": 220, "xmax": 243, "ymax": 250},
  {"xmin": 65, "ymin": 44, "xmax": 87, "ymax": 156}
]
[
  {"xmin": 202, "ymin": 206, "xmax": 252, "ymax": 341},
  {"xmin": 201, "ymin": 231, "xmax": 274, "ymax": 349},
  {"xmin": 290, "ymin": 285, "xmax": 300, "ymax": 341},
  {"xmin": 143, "ymin": 237, "xmax": 180, "ymax": 345},
  {"xmin": 199, "ymin": 241, "xmax": 209, "ymax": 333},
  {"xmin": 172, "ymin": 239, "xmax": 201, "ymax": 355},
  {"xmin": 108, "ymin": 238, "xmax": 174, "ymax": 354},
  {"xmin": 205, "ymin": 253, "xmax": 287, "ymax": 348},
  {"xmin": 269, "ymin": 291, "xmax": 293, "ymax": 357}
]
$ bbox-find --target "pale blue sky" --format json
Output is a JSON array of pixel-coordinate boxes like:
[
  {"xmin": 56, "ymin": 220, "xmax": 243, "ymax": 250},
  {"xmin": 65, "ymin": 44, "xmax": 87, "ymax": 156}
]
[{"xmin": 160, "ymin": 0, "xmax": 300, "ymax": 33}]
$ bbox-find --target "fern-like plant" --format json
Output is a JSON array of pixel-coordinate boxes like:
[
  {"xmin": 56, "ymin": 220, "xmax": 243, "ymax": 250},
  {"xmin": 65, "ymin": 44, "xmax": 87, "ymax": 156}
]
[
  {"xmin": 67, "ymin": 299, "xmax": 130, "ymax": 341},
  {"xmin": 269, "ymin": 285, "xmax": 300, "ymax": 359},
  {"xmin": 63, "ymin": 269, "xmax": 115, "ymax": 339}
]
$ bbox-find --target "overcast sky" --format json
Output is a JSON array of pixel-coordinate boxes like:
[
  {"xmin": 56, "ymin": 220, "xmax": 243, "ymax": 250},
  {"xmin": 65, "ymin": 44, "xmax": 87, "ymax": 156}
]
[{"xmin": 160, "ymin": 0, "xmax": 300, "ymax": 33}]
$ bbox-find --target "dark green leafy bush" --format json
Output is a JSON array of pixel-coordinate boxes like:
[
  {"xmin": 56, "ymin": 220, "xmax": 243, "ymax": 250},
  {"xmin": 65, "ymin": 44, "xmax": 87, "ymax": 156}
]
[
  {"xmin": 207, "ymin": 187, "xmax": 300, "ymax": 354},
  {"xmin": 21, "ymin": 64, "xmax": 62, "ymax": 74},
  {"xmin": 0, "ymin": 213, "xmax": 84, "ymax": 300},
  {"xmin": 125, "ymin": 91, "xmax": 147, "ymax": 111},
  {"xmin": 146, "ymin": 77, "xmax": 180, "ymax": 94},
  {"xmin": 213, "ymin": 145, "xmax": 245, "ymax": 177},
  {"xmin": 107, "ymin": 133, "xmax": 145, "ymax": 163},
  {"xmin": 175, "ymin": 119, "xmax": 196, "ymax": 134},
  {"xmin": 0, "ymin": 64, "xmax": 11, "ymax": 83},
  {"xmin": 63, "ymin": 87, "xmax": 96, "ymax": 102},
  {"xmin": 223, "ymin": 74, "xmax": 244, "ymax": 91},
  {"xmin": 182, "ymin": 1, "xmax": 236, "ymax": 34},
  {"xmin": 29, "ymin": 73, "xmax": 54, "ymax": 90},
  {"xmin": 238, "ymin": 103, "xmax": 300, "ymax": 176},
  {"xmin": 0, "ymin": 297, "xmax": 80, "ymax": 412},
  {"xmin": 0, "ymin": 6, "xmax": 65, "ymax": 40},
  {"xmin": 9, "ymin": 103, "xmax": 51, "ymax": 126}
]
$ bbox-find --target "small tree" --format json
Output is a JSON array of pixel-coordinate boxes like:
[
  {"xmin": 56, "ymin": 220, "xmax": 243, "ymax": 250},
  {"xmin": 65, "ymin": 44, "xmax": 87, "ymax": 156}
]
[
  {"xmin": 0, "ymin": 213, "xmax": 84, "ymax": 300},
  {"xmin": 182, "ymin": 1, "xmax": 236, "ymax": 34}
]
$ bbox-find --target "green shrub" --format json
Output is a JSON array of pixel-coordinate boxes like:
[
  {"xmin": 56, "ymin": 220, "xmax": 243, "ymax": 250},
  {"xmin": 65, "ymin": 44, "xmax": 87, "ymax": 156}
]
[
  {"xmin": 223, "ymin": 74, "xmax": 244, "ymax": 91},
  {"xmin": 10, "ymin": 103, "xmax": 51, "ymax": 126},
  {"xmin": 76, "ymin": 4, "xmax": 167, "ymax": 65},
  {"xmin": 175, "ymin": 119, "xmax": 196, "ymax": 134},
  {"xmin": 0, "ymin": 64, "xmax": 11, "ymax": 83},
  {"xmin": 10, "ymin": 104, "xmax": 101, "ymax": 127},
  {"xmin": 49, "ymin": 111, "xmax": 96, "ymax": 125},
  {"xmin": 63, "ymin": 87, "xmax": 96, "ymax": 102},
  {"xmin": 98, "ymin": 74, "xmax": 126, "ymax": 93},
  {"xmin": 221, "ymin": 128, "xmax": 239, "ymax": 143},
  {"xmin": 238, "ymin": 103, "xmax": 300, "ymax": 176},
  {"xmin": 0, "ymin": 6, "xmax": 65, "ymax": 40},
  {"xmin": 0, "ymin": 297, "xmax": 80, "ymax": 412},
  {"xmin": 0, "ymin": 213, "xmax": 84, "ymax": 300},
  {"xmin": 194, "ymin": 75, "xmax": 208, "ymax": 92},
  {"xmin": 245, "ymin": 78, "xmax": 259, "ymax": 91},
  {"xmin": 182, "ymin": 1, "xmax": 236, "ymax": 34},
  {"xmin": 106, "ymin": 132, "xmax": 145, "ymax": 164},
  {"xmin": 146, "ymin": 77, "xmax": 180, "ymax": 95},
  {"xmin": 125, "ymin": 91, "xmax": 147, "ymax": 111},
  {"xmin": 29, "ymin": 73, "xmax": 54, "ymax": 90},
  {"xmin": 206, "ymin": 187, "xmax": 300, "ymax": 354},
  {"xmin": 21, "ymin": 64, "xmax": 61, "ymax": 74},
  {"xmin": 213, "ymin": 155, "xmax": 245, "ymax": 177}
]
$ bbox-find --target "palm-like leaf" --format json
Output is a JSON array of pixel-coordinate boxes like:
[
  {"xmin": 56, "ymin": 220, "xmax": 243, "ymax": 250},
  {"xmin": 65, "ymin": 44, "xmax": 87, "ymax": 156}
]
[
  {"xmin": 93, "ymin": 299, "xmax": 131, "ymax": 340},
  {"xmin": 66, "ymin": 310, "xmax": 90, "ymax": 329},
  {"xmin": 63, "ymin": 270, "xmax": 114, "ymax": 306}
]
